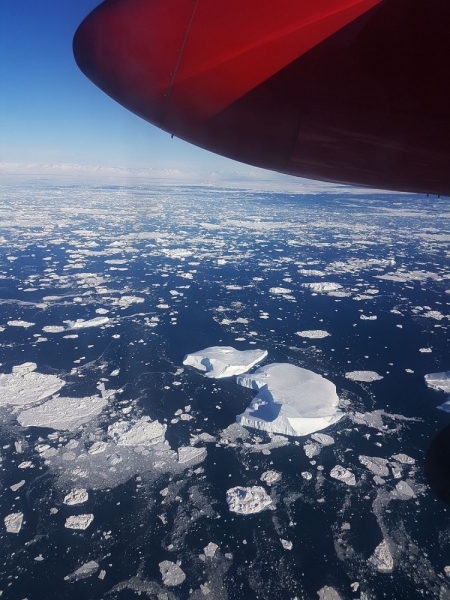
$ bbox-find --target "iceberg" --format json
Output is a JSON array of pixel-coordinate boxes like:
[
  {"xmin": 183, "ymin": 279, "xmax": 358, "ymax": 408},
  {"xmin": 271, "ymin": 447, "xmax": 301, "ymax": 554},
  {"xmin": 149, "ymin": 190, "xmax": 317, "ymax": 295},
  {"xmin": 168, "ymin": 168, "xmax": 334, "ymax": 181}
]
[
  {"xmin": 183, "ymin": 346, "xmax": 267, "ymax": 378},
  {"xmin": 236, "ymin": 363, "xmax": 343, "ymax": 437},
  {"xmin": 424, "ymin": 370, "xmax": 450, "ymax": 394}
]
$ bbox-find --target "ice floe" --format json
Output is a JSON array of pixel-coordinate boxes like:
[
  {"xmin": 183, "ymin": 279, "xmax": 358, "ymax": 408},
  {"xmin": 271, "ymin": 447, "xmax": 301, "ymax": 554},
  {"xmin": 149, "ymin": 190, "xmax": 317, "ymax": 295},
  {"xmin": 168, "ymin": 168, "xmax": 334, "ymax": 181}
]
[
  {"xmin": 302, "ymin": 282, "xmax": 342, "ymax": 293},
  {"xmin": 65, "ymin": 514, "xmax": 94, "ymax": 530},
  {"xmin": 178, "ymin": 446, "xmax": 207, "ymax": 464},
  {"xmin": 317, "ymin": 587, "xmax": 342, "ymax": 600},
  {"xmin": 226, "ymin": 485, "xmax": 273, "ymax": 515},
  {"xmin": 358, "ymin": 456, "xmax": 389, "ymax": 477},
  {"xmin": 345, "ymin": 371, "xmax": 384, "ymax": 382},
  {"xmin": 424, "ymin": 370, "xmax": 450, "ymax": 394},
  {"xmin": 236, "ymin": 363, "xmax": 343, "ymax": 437},
  {"xmin": 64, "ymin": 561, "xmax": 99, "ymax": 581},
  {"xmin": 0, "ymin": 369, "xmax": 65, "ymax": 407},
  {"xmin": 18, "ymin": 395, "xmax": 107, "ymax": 430},
  {"xmin": 4, "ymin": 512, "xmax": 23, "ymax": 533},
  {"xmin": 42, "ymin": 325, "xmax": 65, "ymax": 333},
  {"xmin": 159, "ymin": 561, "xmax": 186, "ymax": 586},
  {"xmin": 311, "ymin": 433, "xmax": 335, "ymax": 446},
  {"xmin": 260, "ymin": 470, "xmax": 281, "ymax": 485},
  {"xmin": 295, "ymin": 330, "xmax": 330, "ymax": 339},
  {"xmin": 67, "ymin": 316, "xmax": 110, "ymax": 329},
  {"xmin": 183, "ymin": 346, "xmax": 267, "ymax": 378},
  {"xmin": 108, "ymin": 417, "xmax": 166, "ymax": 446},
  {"xmin": 369, "ymin": 539, "xmax": 393, "ymax": 572},
  {"xmin": 330, "ymin": 465, "xmax": 356, "ymax": 486},
  {"xmin": 12, "ymin": 362, "xmax": 37, "ymax": 375},
  {"xmin": 63, "ymin": 489, "xmax": 88, "ymax": 505}
]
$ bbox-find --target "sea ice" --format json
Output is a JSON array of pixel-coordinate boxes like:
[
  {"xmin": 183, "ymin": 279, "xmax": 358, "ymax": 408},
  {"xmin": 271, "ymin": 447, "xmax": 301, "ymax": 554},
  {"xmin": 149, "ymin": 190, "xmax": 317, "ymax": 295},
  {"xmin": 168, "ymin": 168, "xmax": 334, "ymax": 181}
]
[
  {"xmin": 67, "ymin": 316, "xmax": 110, "ymax": 329},
  {"xmin": 12, "ymin": 362, "xmax": 37, "ymax": 375},
  {"xmin": 330, "ymin": 465, "xmax": 356, "ymax": 486},
  {"xmin": 204, "ymin": 542, "xmax": 219, "ymax": 558},
  {"xmin": 302, "ymin": 282, "xmax": 342, "ymax": 293},
  {"xmin": 391, "ymin": 453, "xmax": 415, "ymax": 465},
  {"xmin": 0, "ymin": 370, "xmax": 65, "ymax": 407},
  {"xmin": 226, "ymin": 486, "xmax": 273, "ymax": 515},
  {"xmin": 108, "ymin": 417, "xmax": 166, "ymax": 446},
  {"xmin": 178, "ymin": 446, "xmax": 207, "ymax": 464},
  {"xmin": 4, "ymin": 512, "xmax": 23, "ymax": 533},
  {"xmin": 369, "ymin": 539, "xmax": 393, "ymax": 572},
  {"xmin": 7, "ymin": 320, "xmax": 35, "ymax": 328},
  {"xmin": 42, "ymin": 326, "xmax": 65, "ymax": 333},
  {"xmin": 358, "ymin": 455, "xmax": 389, "ymax": 477},
  {"xmin": 183, "ymin": 346, "xmax": 267, "ymax": 378},
  {"xmin": 295, "ymin": 330, "xmax": 330, "ymax": 339},
  {"xmin": 159, "ymin": 561, "xmax": 186, "ymax": 586},
  {"xmin": 65, "ymin": 514, "xmax": 94, "ymax": 530},
  {"xmin": 260, "ymin": 470, "xmax": 281, "ymax": 485},
  {"xmin": 10, "ymin": 480, "xmax": 25, "ymax": 492},
  {"xmin": 391, "ymin": 480, "xmax": 415, "ymax": 500},
  {"xmin": 18, "ymin": 395, "xmax": 107, "ymax": 430},
  {"xmin": 317, "ymin": 586, "xmax": 343, "ymax": 600},
  {"xmin": 64, "ymin": 561, "xmax": 99, "ymax": 581},
  {"xmin": 63, "ymin": 489, "xmax": 88, "ymax": 505},
  {"xmin": 345, "ymin": 371, "xmax": 384, "ymax": 382},
  {"xmin": 236, "ymin": 363, "xmax": 343, "ymax": 437},
  {"xmin": 424, "ymin": 370, "xmax": 450, "ymax": 394},
  {"xmin": 311, "ymin": 433, "xmax": 334, "ymax": 446}
]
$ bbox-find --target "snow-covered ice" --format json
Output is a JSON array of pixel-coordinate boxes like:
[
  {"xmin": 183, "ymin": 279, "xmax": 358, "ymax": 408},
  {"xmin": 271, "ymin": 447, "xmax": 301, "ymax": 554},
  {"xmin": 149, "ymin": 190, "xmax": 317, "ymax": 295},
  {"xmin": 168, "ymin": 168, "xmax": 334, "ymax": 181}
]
[
  {"xmin": 42, "ymin": 326, "xmax": 65, "ymax": 333},
  {"xmin": 12, "ymin": 362, "xmax": 37, "ymax": 375},
  {"xmin": 226, "ymin": 486, "xmax": 273, "ymax": 515},
  {"xmin": 183, "ymin": 346, "xmax": 267, "ymax": 378},
  {"xmin": 4, "ymin": 512, "xmax": 23, "ymax": 533},
  {"xmin": 0, "ymin": 369, "xmax": 65, "ymax": 407},
  {"xmin": 295, "ymin": 330, "xmax": 330, "ymax": 339},
  {"xmin": 359, "ymin": 455, "xmax": 389, "ymax": 476},
  {"xmin": 18, "ymin": 395, "xmax": 107, "ymax": 430},
  {"xmin": 204, "ymin": 542, "xmax": 219, "ymax": 558},
  {"xmin": 63, "ymin": 489, "xmax": 88, "ymax": 505},
  {"xmin": 236, "ymin": 363, "xmax": 343, "ymax": 437},
  {"xmin": 317, "ymin": 586, "xmax": 343, "ymax": 600},
  {"xmin": 345, "ymin": 371, "xmax": 384, "ymax": 382},
  {"xmin": 178, "ymin": 446, "xmax": 207, "ymax": 464},
  {"xmin": 330, "ymin": 465, "xmax": 356, "ymax": 486},
  {"xmin": 65, "ymin": 514, "xmax": 94, "ymax": 530},
  {"xmin": 159, "ymin": 561, "xmax": 186, "ymax": 586},
  {"xmin": 108, "ymin": 417, "xmax": 166, "ymax": 446},
  {"xmin": 424, "ymin": 370, "xmax": 450, "ymax": 394}
]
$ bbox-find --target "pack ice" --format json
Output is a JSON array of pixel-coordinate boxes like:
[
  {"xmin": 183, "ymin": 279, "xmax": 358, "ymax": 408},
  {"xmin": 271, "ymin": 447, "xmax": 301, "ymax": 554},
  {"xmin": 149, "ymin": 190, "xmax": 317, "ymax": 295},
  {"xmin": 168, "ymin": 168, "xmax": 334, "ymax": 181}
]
[
  {"xmin": 183, "ymin": 346, "xmax": 267, "ymax": 378},
  {"xmin": 236, "ymin": 363, "xmax": 343, "ymax": 437}
]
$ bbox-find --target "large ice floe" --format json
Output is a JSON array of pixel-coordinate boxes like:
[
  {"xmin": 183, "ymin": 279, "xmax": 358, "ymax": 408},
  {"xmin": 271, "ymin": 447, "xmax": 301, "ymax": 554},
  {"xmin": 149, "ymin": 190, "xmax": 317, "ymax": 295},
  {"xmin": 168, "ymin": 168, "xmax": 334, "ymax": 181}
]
[
  {"xmin": 183, "ymin": 346, "xmax": 267, "ymax": 378},
  {"xmin": 18, "ymin": 395, "xmax": 107, "ymax": 430},
  {"xmin": 0, "ymin": 367, "xmax": 65, "ymax": 407},
  {"xmin": 236, "ymin": 363, "xmax": 343, "ymax": 437}
]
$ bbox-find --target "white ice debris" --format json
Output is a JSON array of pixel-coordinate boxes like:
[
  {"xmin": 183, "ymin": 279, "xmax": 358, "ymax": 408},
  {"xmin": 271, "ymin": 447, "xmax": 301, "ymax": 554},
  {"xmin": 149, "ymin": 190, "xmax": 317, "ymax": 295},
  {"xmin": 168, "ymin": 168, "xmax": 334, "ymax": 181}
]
[
  {"xmin": 63, "ymin": 489, "xmax": 88, "ymax": 505},
  {"xmin": 358, "ymin": 456, "xmax": 389, "ymax": 477},
  {"xmin": 302, "ymin": 282, "xmax": 342, "ymax": 293},
  {"xmin": 4, "ymin": 512, "xmax": 23, "ymax": 533},
  {"xmin": 12, "ymin": 362, "xmax": 37, "ymax": 375},
  {"xmin": 295, "ymin": 330, "xmax": 330, "ymax": 339},
  {"xmin": 183, "ymin": 346, "xmax": 267, "ymax": 378},
  {"xmin": 108, "ymin": 417, "xmax": 166, "ymax": 446},
  {"xmin": 159, "ymin": 561, "xmax": 186, "ymax": 586},
  {"xmin": 369, "ymin": 539, "xmax": 393, "ymax": 572},
  {"xmin": 67, "ymin": 317, "xmax": 110, "ymax": 329},
  {"xmin": 65, "ymin": 514, "xmax": 94, "ymax": 530},
  {"xmin": 236, "ymin": 363, "xmax": 343, "ymax": 437},
  {"xmin": 330, "ymin": 465, "xmax": 356, "ymax": 486},
  {"xmin": 424, "ymin": 370, "xmax": 450, "ymax": 394},
  {"xmin": 226, "ymin": 486, "xmax": 273, "ymax": 515},
  {"xmin": 64, "ymin": 561, "xmax": 99, "ymax": 581},
  {"xmin": 178, "ymin": 446, "xmax": 207, "ymax": 464},
  {"xmin": 260, "ymin": 470, "xmax": 281, "ymax": 485},
  {"xmin": 18, "ymin": 395, "xmax": 107, "ymax": 431},
  {"xmin": 317, "ymin": 586, "xmax": 343, "ymax": 600},
  {"xmin": 345, "ymin": 371, "xmax": 383, "ymax": 382},
  {"xmin": 0, "ymin": 370, "xmax": 65, "ymax": 407}
]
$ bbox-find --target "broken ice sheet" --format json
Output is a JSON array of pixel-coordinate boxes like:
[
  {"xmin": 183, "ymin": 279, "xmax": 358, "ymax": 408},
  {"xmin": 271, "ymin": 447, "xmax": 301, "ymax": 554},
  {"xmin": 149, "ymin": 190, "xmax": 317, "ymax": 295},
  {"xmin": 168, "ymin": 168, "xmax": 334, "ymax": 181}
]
[
  {"xmin": 183, "ymin": 345, "xmax": 267, "ymax": 378},
  {"xmin": 236, "ymin": 363, "xmax": 343, "ymax": 437}
]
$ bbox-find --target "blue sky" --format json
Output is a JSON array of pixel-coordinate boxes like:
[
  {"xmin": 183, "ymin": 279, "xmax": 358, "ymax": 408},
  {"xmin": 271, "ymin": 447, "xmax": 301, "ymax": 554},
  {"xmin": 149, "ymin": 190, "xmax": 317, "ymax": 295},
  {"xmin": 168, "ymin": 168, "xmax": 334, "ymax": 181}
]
[{"xmin": 1, "ymin": 0, "xmax": 292, "ymax": 182}]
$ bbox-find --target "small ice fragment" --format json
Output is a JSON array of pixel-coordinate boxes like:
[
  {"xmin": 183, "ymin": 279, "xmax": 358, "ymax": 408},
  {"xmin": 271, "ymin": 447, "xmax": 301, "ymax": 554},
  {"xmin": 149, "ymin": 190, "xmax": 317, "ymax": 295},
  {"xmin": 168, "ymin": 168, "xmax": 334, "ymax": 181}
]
[
  {"xmin": 99, "ymin": 570, "xmax": 106, "ymax": 580},
  {"xmin": 12, "ymin": 362, "xmax": 37, "ymax": 375},
  {"xmin": 301, "ymin": 472, "xmax": 313, "ymax": 480},
  {"xmin": 7, "ymin": 320, "xmax": 35, "ymax": 328},
  {"xmin": 88, "ymin": 441, "xmax": 108, "ymax": 454},
  {"xmin": 295, "ymin": 330, "xmax": 330, "ymax": 339},
  {"xmin": 204, "ymin": 542, "xmax": 218, "ymax": 558},
  {"xmin": 281, "ymin": 539, "xmax": 293, "ymax": 550},
  {"xmin": 317, "ymin": 586, "xmax": 343, "ymax": 600},
  {"xmin": 110, "ymin": 369, "xmax": 120, "ymax": 377},
  {"xmin": 345, "ymin": 371, "xmax": 383, "ymax": 382},
  {"xmin": 178, "ymin": 446, "xmax": 207, "ymax": 464},
  {"xmin": 260, "ymin": 470, "xmax": 281, "ymax": 485},
  {"xmin": 183, "ymin": 346, "xmax": 268, "ymax": 378},
  {"xmin": 226, "ymin": 486, "xmax": 273, "ymax": 515},
  {"xmin": 4, "ymin": 512, "xmax": 23, "ymax": 533},
  {"xmin": 64, "ymin": 560, "xmax": 99, "ymax": 581},
  {"xmin": 10, "ymin": 480, "xmax": 25, "ymax": 492},
  {"xmin": 18, "ymin": 461, "xmax": 34, "ymax": 469},
  {"xmin": 63, "ymin": 489, "xmax": 88, "ymax": 505},
  {"xmin": 330, "ymin": 465, "xmax": 356, "ymax": 486},
  {"xmin": 269, "ymin": 287, "xmax": 292, "ymax": 294},
  {"xmin": 444, "ymin": 566, "xmax": 450, "ymax": 579},
  {"xmin": 159, "ymin": 561, "xmax": 186, "ymax": 586},
  {"xmin": 369, "ymin": 539, "xmax": 393, "ymax": 572},
  {"xmin": 34, "ymin": 554, "xmax": 44, "ymax": 561},
  {"xmin": 65, "ymin": 514, "xmax": 94, "ymax": 530}
]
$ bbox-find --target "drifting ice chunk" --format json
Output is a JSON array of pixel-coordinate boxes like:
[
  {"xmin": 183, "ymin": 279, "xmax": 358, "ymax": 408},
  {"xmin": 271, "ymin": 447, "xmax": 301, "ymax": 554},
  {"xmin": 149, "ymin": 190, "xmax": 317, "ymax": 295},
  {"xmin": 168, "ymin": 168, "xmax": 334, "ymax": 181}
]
[
  {"xmin": 369, "ymin": 539, "xmax": 393, "ymax": 572},
  {"xmin": 424, "ymin": 370, "xmax": 450, "ymax": 394},
  {"xmin": 391, "ymin": 480, "xmax": 415, "ymax": 500},
  {"xmin": 63, "ymin": 489, "xmax": 88, "ymax": 505},
  {"xmin": 67, "ymin": 317, "xmax": 110, "ymax": 329},
  {"xmin": 0, "ymin": 370, "xmax": 65, "ymax": 407},
  {"xmin": 204, "ymin": 542, "xmax": 219, "ymax": 558},
  {"xmin": 391, "ymin": 453, "xmax": 415, "ymax": 465},
  {"xmin": 64, "ymin": 561, "xmax": 99, "ymax": 581},
  {"xmin": 4, "ymin": 512, "xmax": 23, "ymax": 533},
  {"xmin": 183, "ymin": 346, "xmax": 267, "ymax": 378},
  {"xmin": 296, "ymin": 330, "xmax": 330, "ymax": 339},
  {"xmin": 236, "ymin": 363, "xmax": 343, "ymax": 437},
  {"xmin": 345, "ymin": 371, "xmax": 383, "ymax": 382},
  {"xmin": 330, "ymin": 465, "xmax": 356, "ymax": 486},
  {"xmin": 317, "ymin": 586, "xmax": 343, "ymax": 600},
  {"xmin": 65, "ymin": 514, "xmax": 94, "ymax": 530},
  {"xmin": 12, "ymin": 362, "xmax": 37, "ymax": 375},
  {"xmin": 108, "ymin": 417, "xmax": 166, "ymax": 446},
  {"xmin": 18, "ymin": 395, "xmax": 107, "ymax": 431},
  {"xmin": 311, "ymin": 433, "xmax": 334, "ymax": 446},
  {"xmin": 226, "ymin": 485, "xmax": 273, "ymax": 515},
  {"xmin": 260, "ymin": 470, "xmax": 281, "ymax": 485},
  {"xmin": 359, "ymin": 455, "xmax": 389, "ymax": 477},
  {"xmin": 159, "ymin": 561, "xmax": 186, "ymax": 586},
  {"xmin": 178, "ymin": 446, "xmax": 207, "ymax": 464},
  {"xmin": 302, "ymin": 282, "xmax": 342, "ymax": 293}
]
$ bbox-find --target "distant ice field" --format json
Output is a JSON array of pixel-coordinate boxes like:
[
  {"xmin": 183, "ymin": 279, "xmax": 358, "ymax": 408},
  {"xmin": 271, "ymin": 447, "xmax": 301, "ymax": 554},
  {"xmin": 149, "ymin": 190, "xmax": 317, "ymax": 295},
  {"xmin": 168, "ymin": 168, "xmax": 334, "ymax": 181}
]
[{"xmin": 0, "ymin": 184, "xmax": 449, "ymax": 600}]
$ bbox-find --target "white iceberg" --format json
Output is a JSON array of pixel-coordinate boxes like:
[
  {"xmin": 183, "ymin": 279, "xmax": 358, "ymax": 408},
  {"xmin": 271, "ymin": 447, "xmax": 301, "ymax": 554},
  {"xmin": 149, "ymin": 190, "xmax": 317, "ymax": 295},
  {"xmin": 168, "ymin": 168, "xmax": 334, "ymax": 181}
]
[
  {"xmin": 424, "ymin": 370, "xmax": 450, "ymax": 394},
  {"xmin": 236, "ymin": 363, "xmax": 343, "ymax": 437},
  {"xmin": 183, "ymin": 346, "xmax": 267, "ymax": 378},
  {"xmin": 226, "ymin": 485, "xmax": 273, "ymax": 515},
  {"xmin": 302, "ymin": 282, "xmax": 342, "ymax": 293},
  {"xmin": 18, "ymin": 395, "xmax": 107, "ymax": 431},
  {"xmin": 63, "ymin": 489, "xmax": 88, "ymax": 505},
  {"xmin": 67, "ymin": 316, "xmax": 110, "ymax": 329}
]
